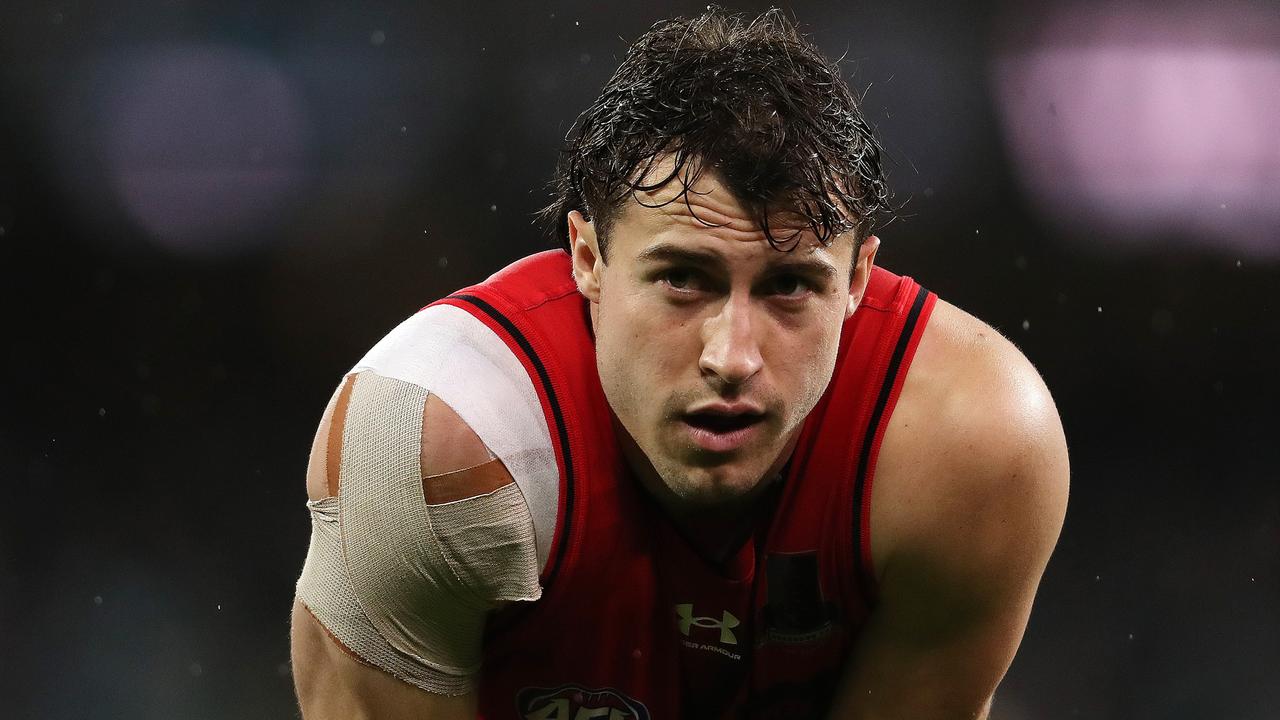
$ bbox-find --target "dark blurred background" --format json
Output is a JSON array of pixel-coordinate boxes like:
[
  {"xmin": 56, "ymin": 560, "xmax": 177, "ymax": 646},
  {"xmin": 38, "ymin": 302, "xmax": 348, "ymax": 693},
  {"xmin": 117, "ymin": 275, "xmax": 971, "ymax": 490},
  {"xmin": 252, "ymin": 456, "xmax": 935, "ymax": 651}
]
[{"xmin": 1, "ymin": 0, "xmax": 1276, "ymax": 717}]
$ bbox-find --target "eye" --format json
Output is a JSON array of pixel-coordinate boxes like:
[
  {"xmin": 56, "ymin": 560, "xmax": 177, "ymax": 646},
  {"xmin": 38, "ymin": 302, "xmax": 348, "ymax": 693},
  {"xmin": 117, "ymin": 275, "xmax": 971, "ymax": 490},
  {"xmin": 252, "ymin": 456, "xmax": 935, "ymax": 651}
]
[
  {"xmin": 767, "ymin": 274, "xmax": 811, "ymax": 298},
  {"xmin": 658, "ymin": 268, "xmax": 700, "ymax": 292}
]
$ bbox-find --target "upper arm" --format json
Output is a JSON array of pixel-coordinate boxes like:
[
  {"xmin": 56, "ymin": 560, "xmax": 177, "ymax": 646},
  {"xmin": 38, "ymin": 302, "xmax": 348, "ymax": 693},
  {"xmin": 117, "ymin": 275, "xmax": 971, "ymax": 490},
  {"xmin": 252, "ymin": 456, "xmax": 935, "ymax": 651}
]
[
  {"xmin": 830, "ymin": 303, "xmax": 1070, "ymax": 719},
  {"xmin": 293, "ymin": 337, "xmax": 548, "ymax": 718},
  {"xmin": 291, "ymin": 597, "xmax": 477, "ymax": 720}
]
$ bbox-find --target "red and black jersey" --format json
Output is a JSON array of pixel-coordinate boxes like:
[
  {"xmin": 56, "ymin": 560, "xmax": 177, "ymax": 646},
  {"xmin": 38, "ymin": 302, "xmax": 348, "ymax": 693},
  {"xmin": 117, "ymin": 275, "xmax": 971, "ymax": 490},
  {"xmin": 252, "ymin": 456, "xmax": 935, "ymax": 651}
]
[{"xmin": 432, "ymin": 250, "xmax": 936, "ymax": 720}]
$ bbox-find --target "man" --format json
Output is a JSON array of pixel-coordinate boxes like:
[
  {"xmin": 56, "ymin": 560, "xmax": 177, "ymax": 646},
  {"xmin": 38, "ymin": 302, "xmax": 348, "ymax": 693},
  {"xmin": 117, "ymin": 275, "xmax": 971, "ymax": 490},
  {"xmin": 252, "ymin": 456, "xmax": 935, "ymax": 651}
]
[{"xmin": 291, "ymin": 9, "xmax": 1068, "ymax": 720}]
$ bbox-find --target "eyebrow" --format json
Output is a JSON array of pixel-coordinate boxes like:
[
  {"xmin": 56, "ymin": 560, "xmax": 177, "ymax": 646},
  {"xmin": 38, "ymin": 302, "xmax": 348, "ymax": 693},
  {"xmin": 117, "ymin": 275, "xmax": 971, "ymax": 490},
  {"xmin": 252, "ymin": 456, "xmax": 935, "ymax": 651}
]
[
  {"xmin": 635, "ymin": 243, "xmax": 722, "ymax": 268},
  {"xmin": 634, "ymin": 242, "xmax": 839, "ymax": 281}
]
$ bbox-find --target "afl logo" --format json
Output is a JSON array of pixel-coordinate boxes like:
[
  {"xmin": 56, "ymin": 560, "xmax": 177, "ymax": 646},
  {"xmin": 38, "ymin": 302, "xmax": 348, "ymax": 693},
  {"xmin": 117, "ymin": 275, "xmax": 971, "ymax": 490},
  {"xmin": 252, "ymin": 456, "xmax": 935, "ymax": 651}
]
[{"xmin": 517, "ymin": 684, "xmax": 651, "ymax": 720}]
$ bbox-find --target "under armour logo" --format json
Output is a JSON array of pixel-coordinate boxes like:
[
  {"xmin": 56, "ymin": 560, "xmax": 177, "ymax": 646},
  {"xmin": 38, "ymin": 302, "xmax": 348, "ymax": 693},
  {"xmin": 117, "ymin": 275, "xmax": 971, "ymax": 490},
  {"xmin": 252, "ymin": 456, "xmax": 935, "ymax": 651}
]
[{"xmin": 674, "ymin": 603, "xmax": 740, "ymax": 645}]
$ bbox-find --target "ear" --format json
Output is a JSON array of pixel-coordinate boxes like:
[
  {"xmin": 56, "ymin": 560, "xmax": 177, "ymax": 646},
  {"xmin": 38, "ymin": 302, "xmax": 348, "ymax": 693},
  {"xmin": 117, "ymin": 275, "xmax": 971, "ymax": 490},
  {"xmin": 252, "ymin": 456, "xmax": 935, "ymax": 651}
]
[
  {"xmin": 569, "ymin": 210, "xmax": 604, "ymax": 303},
  {"xmin": 845, "ymin": 235, "xmax": 881, "ymax": 319}
]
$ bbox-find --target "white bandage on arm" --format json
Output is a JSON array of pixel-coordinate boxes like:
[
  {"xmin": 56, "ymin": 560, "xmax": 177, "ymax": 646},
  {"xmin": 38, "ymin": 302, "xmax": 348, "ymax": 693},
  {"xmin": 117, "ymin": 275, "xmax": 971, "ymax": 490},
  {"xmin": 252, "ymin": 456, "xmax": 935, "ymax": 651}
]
[
  {"xmin": 351, "ymin": 305, "xmax": 560, "ymax": 569},
  {"xmin": 295, "ymin": 369, "xmax": 543, "ymax": 695}
]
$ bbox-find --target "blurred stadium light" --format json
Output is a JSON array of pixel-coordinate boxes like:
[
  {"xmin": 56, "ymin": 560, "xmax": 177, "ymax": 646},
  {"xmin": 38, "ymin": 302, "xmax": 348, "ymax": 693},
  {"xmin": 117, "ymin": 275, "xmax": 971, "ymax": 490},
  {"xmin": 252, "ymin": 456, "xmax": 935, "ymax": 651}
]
[
  {"xmin": 98, "ymin": 44, "xmax": 311, "ymax": 254},
  {"xmin": 991, "ymin": 0, "xmax": 1280, "ymax": 257},
  {"xmin": 61, "ymin": 44, "xmax": 312, "ymax": 257}
]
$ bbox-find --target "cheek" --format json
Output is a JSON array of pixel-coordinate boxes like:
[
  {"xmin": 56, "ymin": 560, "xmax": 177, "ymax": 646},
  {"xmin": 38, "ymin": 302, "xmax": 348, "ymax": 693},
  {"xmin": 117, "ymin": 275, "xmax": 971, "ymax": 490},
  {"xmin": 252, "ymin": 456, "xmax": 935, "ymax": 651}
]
[
  {"xmin": 774, "ymin": 318, "xmax": 845, "ymax": 417},
  {"xmin": 595, "ymin": 292, "xmax": 689, "ymax": 420}
]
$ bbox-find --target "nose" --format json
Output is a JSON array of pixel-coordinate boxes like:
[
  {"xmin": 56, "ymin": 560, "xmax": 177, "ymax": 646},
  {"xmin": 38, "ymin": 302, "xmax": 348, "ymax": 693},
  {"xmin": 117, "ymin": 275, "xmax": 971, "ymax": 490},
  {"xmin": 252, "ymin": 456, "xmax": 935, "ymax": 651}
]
[{"xmin": 699, "ymin": 294, "xmax": 764, "ymax": 387}]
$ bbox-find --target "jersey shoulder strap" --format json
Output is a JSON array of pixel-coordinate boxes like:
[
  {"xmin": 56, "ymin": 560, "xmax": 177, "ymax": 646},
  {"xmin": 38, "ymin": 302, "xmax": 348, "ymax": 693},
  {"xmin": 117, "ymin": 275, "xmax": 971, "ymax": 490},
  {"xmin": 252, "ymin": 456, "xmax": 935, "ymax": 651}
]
[
  {"xmin": 777, "ymin": 266, "xmax": 936, "ymax": 608},
  {"xmin": 429, "ymin": 250, "xmax": 603, "ymax": 595}
]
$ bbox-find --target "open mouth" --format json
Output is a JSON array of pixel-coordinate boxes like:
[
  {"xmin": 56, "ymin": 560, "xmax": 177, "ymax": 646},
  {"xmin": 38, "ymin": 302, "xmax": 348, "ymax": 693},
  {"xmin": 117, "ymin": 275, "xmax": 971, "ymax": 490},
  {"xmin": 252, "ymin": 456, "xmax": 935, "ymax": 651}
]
[
  {"xmin": 679, "ymin": 411, "xmax": 766, "ymax": 452},
  {"xmin": 682, "ymin": 412, "xmax": 765, "ymax": 433}
]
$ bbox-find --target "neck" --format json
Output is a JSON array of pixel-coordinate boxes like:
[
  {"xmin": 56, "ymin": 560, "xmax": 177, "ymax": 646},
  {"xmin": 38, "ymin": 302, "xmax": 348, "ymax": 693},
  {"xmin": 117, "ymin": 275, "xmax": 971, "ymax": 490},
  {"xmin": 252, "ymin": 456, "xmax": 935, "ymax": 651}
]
[{"xmin": 617, "ymin": 420, "xmax": 799, "ymax": 560}]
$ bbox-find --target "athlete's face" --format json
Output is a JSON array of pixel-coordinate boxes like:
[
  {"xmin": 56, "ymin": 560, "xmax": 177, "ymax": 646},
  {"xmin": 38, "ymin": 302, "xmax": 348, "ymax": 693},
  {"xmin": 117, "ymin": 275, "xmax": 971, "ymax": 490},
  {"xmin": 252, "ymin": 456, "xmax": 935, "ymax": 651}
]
[{"xmin": 570, "ymin": 160, "xmax": 879, "ymax": 513}]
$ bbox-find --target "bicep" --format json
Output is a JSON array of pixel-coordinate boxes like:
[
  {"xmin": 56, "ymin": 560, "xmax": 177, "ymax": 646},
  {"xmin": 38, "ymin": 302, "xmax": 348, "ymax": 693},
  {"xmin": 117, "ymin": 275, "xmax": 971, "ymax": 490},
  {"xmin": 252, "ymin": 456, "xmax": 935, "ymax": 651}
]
[
  {"xmin": 832, "ymin": 497, "xmax": 1064, "ymax": 720},
  {"xmin": 828, "ymin": 549, "xmax": 1040, "ymax": 719},
  {"xmin": 292, "ymin": 598, "xmax": 477, "ymax": 720}
]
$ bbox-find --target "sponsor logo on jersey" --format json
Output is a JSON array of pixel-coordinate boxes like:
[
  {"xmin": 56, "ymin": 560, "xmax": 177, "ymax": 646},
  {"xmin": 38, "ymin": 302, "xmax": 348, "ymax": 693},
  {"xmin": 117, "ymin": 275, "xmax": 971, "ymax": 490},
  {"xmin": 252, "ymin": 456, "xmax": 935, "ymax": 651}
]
[
  {"xmin": 673, "ymin": 603, "xmax": 745, "ymax": 660},
  {"xmin": 674, "ymin": 603, "xmax": 740, "ymax": 645},
  {"xmin": 516, "ymin": 684, "xmax": 650, "ymax": 720}
]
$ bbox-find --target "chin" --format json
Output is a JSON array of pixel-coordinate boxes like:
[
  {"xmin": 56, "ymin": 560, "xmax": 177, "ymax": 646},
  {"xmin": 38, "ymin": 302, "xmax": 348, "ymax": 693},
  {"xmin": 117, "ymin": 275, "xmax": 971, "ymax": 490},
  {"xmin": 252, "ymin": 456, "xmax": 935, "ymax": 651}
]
[{"xmin": 662, "ymin": 463, "xmax": 769, "ymax": 509}]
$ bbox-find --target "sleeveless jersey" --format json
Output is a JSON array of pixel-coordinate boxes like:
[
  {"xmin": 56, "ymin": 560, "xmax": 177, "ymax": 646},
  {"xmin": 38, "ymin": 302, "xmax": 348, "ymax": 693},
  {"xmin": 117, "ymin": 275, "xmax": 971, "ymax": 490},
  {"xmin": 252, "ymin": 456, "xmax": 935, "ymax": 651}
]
[{"xmin": 431, "ymin": 250, "xmax": 936, "ymax": 720}]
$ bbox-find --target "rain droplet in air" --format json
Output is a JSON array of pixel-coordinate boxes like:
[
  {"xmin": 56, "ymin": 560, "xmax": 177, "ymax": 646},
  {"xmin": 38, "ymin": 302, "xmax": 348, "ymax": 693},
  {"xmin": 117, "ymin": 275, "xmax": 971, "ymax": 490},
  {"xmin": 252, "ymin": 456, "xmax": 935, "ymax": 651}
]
[{"xmin": 1021, "ymin": 320, "xmax": 1030, "ymax": 331}]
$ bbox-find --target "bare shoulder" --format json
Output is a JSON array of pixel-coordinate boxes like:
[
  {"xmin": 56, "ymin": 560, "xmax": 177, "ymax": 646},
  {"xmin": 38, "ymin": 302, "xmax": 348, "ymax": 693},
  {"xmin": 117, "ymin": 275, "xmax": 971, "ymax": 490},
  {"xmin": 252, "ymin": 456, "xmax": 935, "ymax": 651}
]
[
  {"xmin": 871, "ymin": 297, "xmax": 1070, "ymax": 588},
  {"xmin": 902, "ymin": 298, "xmax": 1066, "ymax": 466}
]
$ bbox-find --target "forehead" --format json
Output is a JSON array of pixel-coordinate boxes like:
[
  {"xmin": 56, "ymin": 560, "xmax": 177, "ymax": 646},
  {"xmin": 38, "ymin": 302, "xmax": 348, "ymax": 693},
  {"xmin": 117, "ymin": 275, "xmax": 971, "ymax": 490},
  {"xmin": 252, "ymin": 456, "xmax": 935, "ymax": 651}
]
[{"xmin": 610, "ymin": 156, "xmax": 852, "ymax": 266}]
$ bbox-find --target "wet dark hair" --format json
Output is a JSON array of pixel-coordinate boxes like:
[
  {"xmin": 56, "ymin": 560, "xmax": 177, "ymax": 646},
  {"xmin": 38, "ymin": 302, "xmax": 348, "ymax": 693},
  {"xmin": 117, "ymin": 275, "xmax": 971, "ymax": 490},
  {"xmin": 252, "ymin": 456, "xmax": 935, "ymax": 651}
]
[{"xmin": 539, "ymin": 7, "xmax": 890, "ymax": 258}]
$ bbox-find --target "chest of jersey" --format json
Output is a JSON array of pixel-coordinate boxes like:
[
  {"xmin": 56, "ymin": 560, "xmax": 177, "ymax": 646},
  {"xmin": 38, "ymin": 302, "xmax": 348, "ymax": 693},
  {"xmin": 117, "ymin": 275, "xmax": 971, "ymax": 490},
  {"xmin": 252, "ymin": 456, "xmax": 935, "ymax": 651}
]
[{"xmin": 434, "ymin": 251, "xmax": 934, "ymax": 720}]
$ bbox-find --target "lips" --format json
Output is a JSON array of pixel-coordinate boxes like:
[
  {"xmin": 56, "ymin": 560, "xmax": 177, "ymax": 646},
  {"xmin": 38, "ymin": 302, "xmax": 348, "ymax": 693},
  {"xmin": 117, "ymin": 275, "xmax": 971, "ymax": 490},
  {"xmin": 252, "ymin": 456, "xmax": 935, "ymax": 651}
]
[{"xmin": 679, "ymin": 406, "xmax": 766, "ymax": 453}]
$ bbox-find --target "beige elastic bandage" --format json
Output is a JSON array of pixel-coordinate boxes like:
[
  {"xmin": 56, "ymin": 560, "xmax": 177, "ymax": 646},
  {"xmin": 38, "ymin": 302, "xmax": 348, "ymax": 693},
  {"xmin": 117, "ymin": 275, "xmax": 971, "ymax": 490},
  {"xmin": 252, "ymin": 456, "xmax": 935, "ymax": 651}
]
[{"xmin": 296, "ymin": 370, "xmax": 542, "ymax": 695}]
